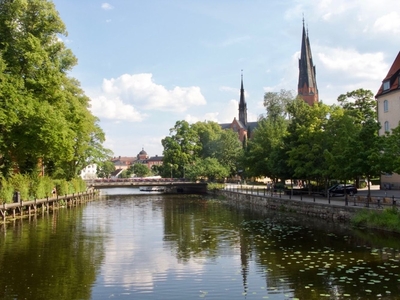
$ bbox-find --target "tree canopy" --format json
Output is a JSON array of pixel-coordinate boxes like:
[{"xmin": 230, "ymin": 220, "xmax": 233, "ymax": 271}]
[
  {"xmin": 161, "ymin": 120, "xmax": 243, "ymax": 181},
  {"xmin": 0, "ymin": 0, "xmax": 111, "ymax": 179}
]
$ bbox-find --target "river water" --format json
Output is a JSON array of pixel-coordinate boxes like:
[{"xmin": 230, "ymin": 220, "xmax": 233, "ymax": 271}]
[{"xmin": 1, "ymin": 188, "xmax": 400, "ymax": 299}]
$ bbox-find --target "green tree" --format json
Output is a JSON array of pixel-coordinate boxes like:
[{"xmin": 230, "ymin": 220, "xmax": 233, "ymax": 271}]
[
  {"xmin": 0, "ymin": 0, "xmax": 111, "ymax": 179},
  {"xmin": 185, "ymin": 157, "xmax": 229, "ymax": 182},
  {"xmin": 132, "ymin": 163, "xmax": 150, "ymax": 178},
  {"xmin": 162, "ymin": 120, "xmax": 243, "ymax": 179},
  {"xmin": 243, "ymin": 90, "xmax": 294, "ymax": 183},
  {"xmin": 192, "ymin": 121, "xmax": 243, "ymax": 176},
  {"xmin": 244, "ymin": 117, "xmax": 288, "ymax": 181},
  {"xmin": 382, "ymin": 122, "xmax": 400, "ymax": 174},
  {"xmin": 97, "ymin": 161, "xmax": 115, "ymax": 179},
  {"xmin": 323, "ymin": 106, "xmax": 358, "ymax": 192},
  {"xmin": 285, "ymin": 100, "xmax": 332, "ymax": 188},
  {"xmin": 263, "ymin": 89, "xmax": 293, "ymax": 121},
  {"xmin": 162, "ymin": 120, "xmax": 200, "ymax": 178},
  {"xmin": 336, "ymin": 89, "xmax": 383, "ymax": 200}
]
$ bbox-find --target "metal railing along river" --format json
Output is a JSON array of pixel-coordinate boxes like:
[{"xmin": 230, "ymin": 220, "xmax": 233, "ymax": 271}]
[{"xmin": 224, "ymin": 184, "xmax": 400, "ymax": 209}]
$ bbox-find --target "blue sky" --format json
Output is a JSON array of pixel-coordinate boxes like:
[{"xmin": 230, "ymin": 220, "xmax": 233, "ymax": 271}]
[{"xmin": 52, "ymin": 0, "xmax": 400, "ymax": 157}]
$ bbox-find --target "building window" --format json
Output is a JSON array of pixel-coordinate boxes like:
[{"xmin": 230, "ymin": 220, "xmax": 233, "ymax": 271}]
[
  {"xmin": 384, "ymin": 121, "xmax": 390, "ymax": 132},
  {"xmin": 384, "ymin": 100, "xmax": 389, "ymax": 112},
  {"xmin": 383, "ymin": 80, "xmax": 390, "ymax": 91}
]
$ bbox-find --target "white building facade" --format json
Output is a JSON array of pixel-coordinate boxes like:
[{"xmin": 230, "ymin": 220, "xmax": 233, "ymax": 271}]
[{"xmin": 376, "ymin": 51, "xmax": 400, "ymax": 189}]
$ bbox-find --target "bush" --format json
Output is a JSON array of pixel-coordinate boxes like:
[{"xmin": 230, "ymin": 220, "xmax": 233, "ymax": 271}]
[
  {"xmin": 352, "ymin": 208, "xmax": 400, "ymax": 232},
  {"xmin": 54, "ymin": 179, "xmax": 69, "ymax": 196},
  {"xmin": 30, "ymin": 175, "xmax": 54, "ymax": 199},
  {"xmin": 208, "ymin": 183, "xmax": 225, "ymax": 190},
  {"xmin": 9, "ymin": 174, "xmax": 30, "ymax": 201},
  {"xmin": 69, "ymin": 178, "xmax": 86, "ymax": 194},
  {"xmin": 0, "ymin": 177, "xmax": 14, "ymax": 203}
]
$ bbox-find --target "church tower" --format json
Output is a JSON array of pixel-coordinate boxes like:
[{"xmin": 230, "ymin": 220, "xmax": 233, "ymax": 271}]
[
  {"xmin": 298, "ymin": 19, "xmax": 318, "ymax": 105},
  {"xmin": 238, "ymin": 71, "xmax": 247, "ymax": 127}
]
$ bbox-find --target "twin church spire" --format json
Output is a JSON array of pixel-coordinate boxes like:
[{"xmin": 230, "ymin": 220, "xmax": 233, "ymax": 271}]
[{"xmin": 237, "ymin": 19, "xmax": 318, "ymax": 127}]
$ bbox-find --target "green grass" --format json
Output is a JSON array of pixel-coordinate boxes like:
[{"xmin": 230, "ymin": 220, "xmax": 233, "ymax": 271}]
[
  {"xmin": 352, "ymin": 208, "xmax": 400, "ymax": 232},
  {"xmin": 207, "ymin": 183, "xmax": 225, "ymax": 190}
]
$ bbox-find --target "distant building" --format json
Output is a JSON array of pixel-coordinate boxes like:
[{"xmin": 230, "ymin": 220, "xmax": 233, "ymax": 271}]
[
  {"xmin": 111, "ymin": 156, "xmax": 136, "ymax": 170},
  {"xmin": 376, "ymin": 51, "xmax": 400, "ymax": 189},
  {"xmin": 110, "ymin": 168, "xmax": 124, "ymax": 178},
  {"xmin": 147, "ymin": 155, "xmax": 163, "ymax": 169},
  {"xmin": 80, "ymin": 164, "xmax": 97, "ymax": 179},
  {"xmin": 134, "ymin": 148, "xmax": 164, "ymax": 170},
  {"xmin": 219, "ymin": 72, "xmax": 258, "ymax": 144},
  {"xmin": 297, "ymin": 20, "xmax": 319, "ymax": 105}
]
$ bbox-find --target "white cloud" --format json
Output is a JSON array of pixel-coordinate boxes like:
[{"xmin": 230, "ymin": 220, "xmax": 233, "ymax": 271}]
[
  {"xmin": 90, "ymin": 95, "xmax": 147, "ymax": 122},
  {"xmin": 373, "ymin": 12, "xmax": 400, "ymax": 34},
  {"xmin": 101, "ymin": 3, "xmax": 114, "ymax": 10},
  {"xmin": 100, "ymin": 73, "xmax": 206, "ymax": 113},
  {"xmin": 317, "ymin": 47, "xmax": 388, "ymax": 81},
  {"xmin": 184, "ymin": 99, "xmax": 238, "ymax": 125}
]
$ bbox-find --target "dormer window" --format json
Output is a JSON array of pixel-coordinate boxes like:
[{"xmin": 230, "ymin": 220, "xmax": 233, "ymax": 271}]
[{"xmin": 383, "ymin": 80, "xmax": 390, "ymax": 91}]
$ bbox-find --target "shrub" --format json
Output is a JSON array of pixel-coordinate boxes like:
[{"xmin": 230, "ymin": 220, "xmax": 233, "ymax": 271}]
[
  {"xmin": 30, "ymin": 175, "xmax": 54, "ymax": 199},
  {"xmin": 352, "ymin": 208, "xmax": 400, "ymax": 232},
  {"xmin": 0, "ymin": 177, "xmax": 14, "ymax": 203},
  {"xmin": 208, "ymin": 183, "xmax": 225, "ymax": 190},
  {"xmin": 67, "ymin": 178, "xmax": 86, "ymax": 194},
  {"xmin": 9, "ymin": 174, "xmax": 30, "ymax": 201},
  {"xmin": 54, "ymin": 179, "xmax": 69, "ymax": 196}
]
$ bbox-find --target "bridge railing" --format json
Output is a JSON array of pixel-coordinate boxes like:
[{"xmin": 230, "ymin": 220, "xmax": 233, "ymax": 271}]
[{"xmin": 85, "ymin": 178, "xmax": 190, "ymax": 184}]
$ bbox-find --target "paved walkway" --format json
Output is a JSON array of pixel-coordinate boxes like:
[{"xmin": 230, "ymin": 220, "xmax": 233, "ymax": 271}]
[{"xmin": 225, "ymin": 184, "xmax": 400, "ymax": 208}]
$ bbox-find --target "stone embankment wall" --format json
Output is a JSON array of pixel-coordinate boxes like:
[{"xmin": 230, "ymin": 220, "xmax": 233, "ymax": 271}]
[{"xmin": 216, "ymin": 190, "xmax": 361, "ymax": 222}]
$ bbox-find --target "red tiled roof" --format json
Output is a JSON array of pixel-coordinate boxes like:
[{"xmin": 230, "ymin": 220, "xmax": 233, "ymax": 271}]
[
  {"xmin": 111, "ymin": 156, "xmax": 136, "ymax": 163},
  {"xmin": 376, "ymin": 51, "xmax": 400, "ymax": 98}
]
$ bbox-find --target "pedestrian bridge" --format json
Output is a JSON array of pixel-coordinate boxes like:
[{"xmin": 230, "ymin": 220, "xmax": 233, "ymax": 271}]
[{"xmin": 86, "ymin": 178, "xmax": 208, "ymax": 194}]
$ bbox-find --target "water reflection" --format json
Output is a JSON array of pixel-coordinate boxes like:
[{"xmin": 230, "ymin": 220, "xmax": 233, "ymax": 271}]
[
  {"xmin": 0, "ymin": 208, "xmax": 106, "ymax": 300},
  {"xmin": 1, "ymin": 193, "xmax": 400, "ymax": 299}
]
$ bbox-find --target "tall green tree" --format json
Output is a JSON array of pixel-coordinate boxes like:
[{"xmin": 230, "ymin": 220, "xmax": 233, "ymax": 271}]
[
  {"xmin": 132, "ymin": 163, "xmax": 150, "ymax": 178},
  {"xmin": 97, "ymin": 161, "xmax": 115, "ymax": 179},
  {"xmin": 161, "ymin": 120, "xmax": 200, "ymax": 178},
  {"xmin": 336, "ymin": 89, "xmax": 383, "ymax": 199},
  {"xmin": 185, "ymin": 157, "xmax": 229, "ymax": 182},
  {"xmin": 0, "ymin": 0, "xmax": 110, "ymax": 179},
  {"xmin": 244, "ymin": 90, "xmax": 294, "ymax": 182},
  {"xmin": 162, "ymin": 120, "xmax": 242, "ymax": 179},
  {"xmin": 192, "ymin": 121, "xmax": 242, "ymax": 176},
  {"xmin": 285, "ymin": 100, "xmax": 331, "ymax": 186}
]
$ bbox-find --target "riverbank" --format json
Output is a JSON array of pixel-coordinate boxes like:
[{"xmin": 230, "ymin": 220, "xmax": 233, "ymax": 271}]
[
  {"xmin": 0, "ymin": 189, "xmax": 99, "ymax": 223},
  {"xmin": 216, "ymin": 187, "xmax": 400, "ymax": 233}
]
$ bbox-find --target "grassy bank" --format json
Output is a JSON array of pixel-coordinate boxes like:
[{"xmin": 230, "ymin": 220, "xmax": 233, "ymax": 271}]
[
  {"xmin": 352, "ymin": 207, "xmax": 400, "ymax": 233},
  {"xmin": 0, "ymin": 175, "xmax": 87, "ymax": 203}
]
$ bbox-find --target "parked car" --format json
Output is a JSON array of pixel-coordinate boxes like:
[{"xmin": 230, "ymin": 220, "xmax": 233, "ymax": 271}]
[{"xmin": 322, "ymin": 184, "xmax": 357, "ymax": 197}]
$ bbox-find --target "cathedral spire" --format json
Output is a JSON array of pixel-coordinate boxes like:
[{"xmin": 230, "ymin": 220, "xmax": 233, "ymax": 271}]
[
  {"xmin": 298, "ymin": 19, "xmax": 318, "ymax": 105},
  {"xmin": 238, "ymin": 70, "xmax": 247, "ymax": 127}
]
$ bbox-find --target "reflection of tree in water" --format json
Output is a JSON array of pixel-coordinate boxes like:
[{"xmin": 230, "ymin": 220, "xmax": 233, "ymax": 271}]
[
  {"xmin": 162, "ymin": 196, "xmax": 244, "ymax": 262},
  {"xmin": 0, "ymin": 208, "xmax": 107, "ymax": 300},
  {"xmin": 237, "ymin": 204, "xmax": 400, "ymax": 299},
  {"xmin": 162, "ymin": 196, "xmax": 400, "ymax": 299}
]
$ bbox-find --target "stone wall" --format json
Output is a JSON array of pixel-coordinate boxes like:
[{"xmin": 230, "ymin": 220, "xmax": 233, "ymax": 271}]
[{"xmin": 216, "ymin": 190, "xmax": 362, "ymax": 223}]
